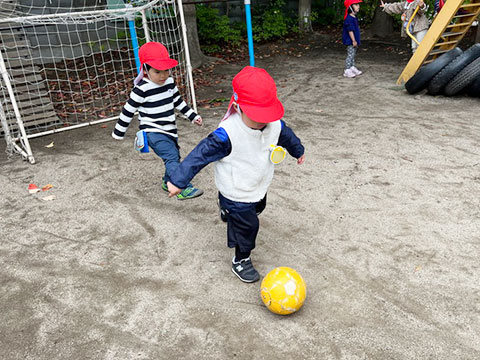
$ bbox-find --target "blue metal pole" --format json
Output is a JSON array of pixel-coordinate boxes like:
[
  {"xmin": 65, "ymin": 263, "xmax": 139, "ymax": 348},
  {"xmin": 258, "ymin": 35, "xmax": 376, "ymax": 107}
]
[
  {"xmin": 128, "ymin": 19, "xmax": 141, "ymax": 74},
  {"xmin": 125, "ymin": 3, "xmax": 141, "ymax": 74},
  {"xmin": 244, "ymin": 0, "xmax": 255, "ymax": 67}
]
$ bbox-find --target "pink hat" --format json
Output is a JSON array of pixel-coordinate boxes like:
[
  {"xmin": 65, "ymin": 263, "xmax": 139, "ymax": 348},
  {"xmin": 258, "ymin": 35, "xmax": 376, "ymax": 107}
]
[
  {"xmin": 223, "ymin": 66, "xmax": 284, "ymax": 123},
  {"xmin": 134, "ymin": 42, "xmax": 178, "ymax": 84}
]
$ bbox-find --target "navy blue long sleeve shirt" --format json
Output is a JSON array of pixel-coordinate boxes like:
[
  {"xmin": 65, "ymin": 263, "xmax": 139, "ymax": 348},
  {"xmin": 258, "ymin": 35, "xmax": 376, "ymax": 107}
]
[
  {"xmin": 170, "ymin": 120, "xmax": 305, "ymax": 189},
  {"xmin": 342, "ymin": 15, "xmax": 361, "ymax": 46}
]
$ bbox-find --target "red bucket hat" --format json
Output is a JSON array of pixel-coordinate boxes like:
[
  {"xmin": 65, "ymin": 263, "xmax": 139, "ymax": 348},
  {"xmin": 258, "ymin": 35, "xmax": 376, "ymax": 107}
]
[
  {"xmin": 134, "ymin": 42, "xmax": 178, "ymax": 84},
  {"xmin": 344, "ymin": 0, "xmax": 363, "ymax": 19},
  {"xmin": 223, "ymin": 66, "xmax": 284, "ymax": 123}
]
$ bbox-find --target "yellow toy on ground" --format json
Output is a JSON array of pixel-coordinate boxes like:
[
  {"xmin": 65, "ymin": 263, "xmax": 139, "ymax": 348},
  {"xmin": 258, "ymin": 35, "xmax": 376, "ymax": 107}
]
[{"xmin": 260, "ymin": 267, "xmax": 306, "ymax": 315}]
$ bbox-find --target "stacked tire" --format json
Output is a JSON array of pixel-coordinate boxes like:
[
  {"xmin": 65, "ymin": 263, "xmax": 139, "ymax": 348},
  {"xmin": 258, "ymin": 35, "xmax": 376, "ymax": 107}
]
[{"xmin": 405, "ymin": 43, "xmax": 480, "ymax": 97}]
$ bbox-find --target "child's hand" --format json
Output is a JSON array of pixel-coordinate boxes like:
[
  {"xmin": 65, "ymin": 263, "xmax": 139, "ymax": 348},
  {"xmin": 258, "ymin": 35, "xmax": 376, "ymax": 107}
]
[
  {"xmin": 418, "ymin": 0, "xmax": 425, "ymax": 7},
  {"xmin": 352, "ymin": 40, "xmax": 358, "ymax": 47},
  {"xmin": 167, "ymin": 181, "xmax": 182, "ymax": 197},
  {"xmin": 193, "ymin": 116, "xmax": 203, "ymax": 126},
  {"xmin": 297, "ymin": 154, "xmax": 305, "ymax": 165},
  {"xmin": 379, "ymin": 0, "xmax": 385, "ymax": 7}
]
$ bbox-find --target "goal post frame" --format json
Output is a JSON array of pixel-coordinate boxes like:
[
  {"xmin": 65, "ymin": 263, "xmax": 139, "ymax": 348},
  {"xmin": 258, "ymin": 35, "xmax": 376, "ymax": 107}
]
[{"xmin": 0, "ymin": 0, "xmax": 196, "ymax": 164}]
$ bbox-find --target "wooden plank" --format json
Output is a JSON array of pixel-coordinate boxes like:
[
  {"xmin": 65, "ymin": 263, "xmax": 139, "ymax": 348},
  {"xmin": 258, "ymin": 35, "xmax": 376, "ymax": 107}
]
[
  {"xmin": 6, "ymin": 110, "xmax": 58, "ymax": 125},
  {"xmin": 4, "ymin": 101, "xmax": 56, "ymax": 116},
  {"xmin": 453, "ymin": 13, "xmax": 478, "ymax": 18},
  {"xmin": 3, "ymin": 57, "xmax": 36, "ymax": 68},
  {"xmin": 446, "ymin": 22, "xmax": 471, "ymax": 28},
  {"xmin": 8, "ymin": 91, "xmax": 51, "ymax": 104},
  {"xmin": 10, "ymin": 81, "xmax": 48, "ymax": 93},
  {"xmin": 3, "ymin": 96, "xmax": 53, "ymax": 109},
  {"xmin": 7, "ymin": 64, "xmax": 38, "ymax": 72},
  {"xmin": 459, "ymin": 3, "xmax": 480, "ymax": 8},
  {"xmin": 8, "ymin": 72, "xmax": 43, "ymax": 83},
  {"xmin": 0, "ymin": 23, "xmax": 25, "ymax": 32},
  {"xmin": 428, "ymin": 48, "xmax": 451, "ymax": 56},
  {"xmin": 441, "ymin": 31, "xmax": 465, "ymax": 37},
  {"xmin": 4, "ymin": 94, "xmax": 55, "ymax": 108},
  {"xmin": 3, "ymin": 95, "xmax": 53, "ymax": 108},
  {"xmin": 4, "ymin": 91, "xmax": 51, "ymax": 103},
  {"xmin": 434, "ymin": 40, "xmax": 461, "ymax": 46},
  {"xmin": 0, "ymin": 38, "xmax": 28, "ymax": 47},
  {"xmin": 1, "ymin": 47, "xmax": 31, "ymax": 57},
  {"xmin": 5, "ymin": 116, "xmax": 61, "ymax": 132}
]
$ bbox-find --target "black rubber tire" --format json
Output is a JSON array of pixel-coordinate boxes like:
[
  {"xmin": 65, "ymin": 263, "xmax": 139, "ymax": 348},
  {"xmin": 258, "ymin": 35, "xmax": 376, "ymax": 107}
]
[
  {"xmin": 405, "ymin": 47, "xmax": 463, "ymax": 94},
  {"xmin": 444, "ymin": 57, "xmax": 480, "ymax": 96},
  {"xmin": 428, "ymin": 43, "xmax": 480, "ymax": 95},
  {"xmin": 467, "ymin": 75, "xmax": 480, "ymax": 97}
]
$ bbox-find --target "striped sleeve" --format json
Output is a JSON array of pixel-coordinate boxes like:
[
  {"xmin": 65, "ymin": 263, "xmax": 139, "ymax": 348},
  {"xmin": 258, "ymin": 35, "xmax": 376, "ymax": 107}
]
[
  {"xmin": 112, "ymin": 87, "xmax": 145, "ymax": 139},
  {"xmin": 172, "ymin": 85, "xmax": 198, "ymax": 122}
]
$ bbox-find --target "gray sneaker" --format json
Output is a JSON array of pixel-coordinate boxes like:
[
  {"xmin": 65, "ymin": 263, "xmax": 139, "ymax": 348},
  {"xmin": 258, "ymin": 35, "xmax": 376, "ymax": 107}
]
[{"xmin": 231, "ymin": 257, "xmax": 260, "ymax": 283}]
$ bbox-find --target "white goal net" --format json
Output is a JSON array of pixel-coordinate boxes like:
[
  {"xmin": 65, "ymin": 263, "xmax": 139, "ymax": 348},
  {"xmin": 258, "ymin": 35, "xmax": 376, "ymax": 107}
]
[{"xmin": 0, "ymin": 0, "xmax": 195, "ymax": 163}]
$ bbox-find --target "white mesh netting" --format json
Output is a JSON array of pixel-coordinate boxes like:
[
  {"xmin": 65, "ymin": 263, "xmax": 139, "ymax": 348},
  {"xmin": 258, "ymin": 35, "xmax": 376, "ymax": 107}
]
[{"xmin": 0, "ymin": 0, "xmax": 194, "ymax": 161}]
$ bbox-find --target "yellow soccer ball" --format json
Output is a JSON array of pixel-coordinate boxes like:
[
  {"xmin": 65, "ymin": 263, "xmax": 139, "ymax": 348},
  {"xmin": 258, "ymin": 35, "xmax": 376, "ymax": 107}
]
[{"xmin": 260, "ymin": 267, "xmax": 306, "ymax": 315}]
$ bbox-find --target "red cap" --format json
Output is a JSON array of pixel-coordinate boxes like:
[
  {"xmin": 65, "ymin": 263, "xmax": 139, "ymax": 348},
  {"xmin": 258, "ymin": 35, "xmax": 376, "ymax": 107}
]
[
  {"xmin": 225, "ymin": 66, "xmax": 284, "ymax": 124},
  {"xmin": 344, "ymin": 0, "xmax": 363, "ymax": 19},
  {"xmin": 139, "ymin": 42, "xmax": 178, "ymax": 70}
]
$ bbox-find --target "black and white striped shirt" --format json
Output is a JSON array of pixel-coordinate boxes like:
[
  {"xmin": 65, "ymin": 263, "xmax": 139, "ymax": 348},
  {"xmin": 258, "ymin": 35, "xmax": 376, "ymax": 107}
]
[{"xmin": 112, "ymin": 77, "xmax": 198, "ymax": 139}]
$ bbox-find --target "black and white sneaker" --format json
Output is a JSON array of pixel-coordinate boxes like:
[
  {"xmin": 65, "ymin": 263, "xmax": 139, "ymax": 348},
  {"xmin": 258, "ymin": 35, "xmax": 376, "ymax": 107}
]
[{"xmin": 231, "ymin": 257, "xmax": 260, "ymax": 283}]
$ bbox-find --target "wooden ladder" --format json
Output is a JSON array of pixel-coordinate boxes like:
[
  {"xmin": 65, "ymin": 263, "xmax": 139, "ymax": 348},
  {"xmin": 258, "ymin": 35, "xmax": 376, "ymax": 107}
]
[{"xmin": 397, "ymin": 0, "xmax": 480, "ymax": 84}]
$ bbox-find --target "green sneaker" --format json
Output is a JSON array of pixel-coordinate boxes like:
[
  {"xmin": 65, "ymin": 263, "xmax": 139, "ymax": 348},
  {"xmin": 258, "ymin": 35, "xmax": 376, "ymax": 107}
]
[
  {"xmin": 177, "ymin": 186, "xmax": 204, "ymax": 200},
  {"xmin": 161, "ymin": 181, "xmax": 168, "ymax": 192}
]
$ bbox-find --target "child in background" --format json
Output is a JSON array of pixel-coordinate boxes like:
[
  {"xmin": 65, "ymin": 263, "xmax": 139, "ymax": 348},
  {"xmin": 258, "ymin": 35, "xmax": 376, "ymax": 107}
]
[
  {"xmin": 167, "ymin": 66, "xmax": 305, "ymax": 283},
  {"xmin": 112, "ymin": 42, "xmax": 204, "ymax": 200},
  {"xmin": 380, "ymin": 0, "xmax": 429, "ymax": 53},
  {"xmin": 343, "ymin": 0, "xmax": 363, "ymax": 78},
  {"xmin": 434, "ymin": 0, "xmax": 445, "ymax": 15}
]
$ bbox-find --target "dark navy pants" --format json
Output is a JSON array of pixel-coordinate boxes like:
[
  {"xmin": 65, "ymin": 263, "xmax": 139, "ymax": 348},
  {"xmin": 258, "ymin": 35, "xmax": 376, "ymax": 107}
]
[
  {"xmin": 147, "ymin": 132, "xmax": 191, "ymax": 186},
  {"xmin": 218, "ymin": 192, "xmax": 267, "ymax": 253}
]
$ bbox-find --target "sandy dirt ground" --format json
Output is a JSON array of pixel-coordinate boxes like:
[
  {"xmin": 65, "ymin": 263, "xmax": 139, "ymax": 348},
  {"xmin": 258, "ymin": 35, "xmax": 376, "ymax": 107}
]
[{"xmin": 1, "ymin": 32, "xmax": 480, "ymax": 359}]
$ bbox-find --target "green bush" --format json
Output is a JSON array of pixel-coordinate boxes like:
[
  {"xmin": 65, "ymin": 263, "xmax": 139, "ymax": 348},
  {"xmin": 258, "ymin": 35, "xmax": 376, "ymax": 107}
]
[
  {"xmin": 252, "ymin": 0, "xmax": 297, "ymax": 42},
  {"xmin": 311, "ymin": 0, "xmax": 344, "ymax": 26},
  {"xmin": 196, "ymin": 4, "xmax": 242, "ymax": 53}
]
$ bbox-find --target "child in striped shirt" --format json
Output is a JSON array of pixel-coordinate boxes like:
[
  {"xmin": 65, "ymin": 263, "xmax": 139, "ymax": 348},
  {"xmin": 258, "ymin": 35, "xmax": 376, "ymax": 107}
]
[{"xmin": 112, "ymin": 42, "xmax": 204, "ymax": 200}]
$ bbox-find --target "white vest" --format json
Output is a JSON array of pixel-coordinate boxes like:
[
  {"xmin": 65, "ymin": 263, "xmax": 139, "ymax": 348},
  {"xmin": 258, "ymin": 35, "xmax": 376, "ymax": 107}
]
[{"xmin": 214, "ymin": 113, "xmax": 282, "ymax": 202}]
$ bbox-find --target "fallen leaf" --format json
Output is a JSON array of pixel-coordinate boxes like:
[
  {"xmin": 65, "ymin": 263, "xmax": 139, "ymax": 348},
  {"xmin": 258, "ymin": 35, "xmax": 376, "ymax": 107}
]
[
  {"xmin": 100, "ymin": 124, "xmax": 107, "ymax": 128},
  {"xmin": 42, "ymin": 184, "xmax": 53, "ymax": 191},
  {"xmin": 45, "ymin": 142, "xmax": 54, "ymax": 148},
  {"xmin": 208, "ymin": 97, "xmax": 228, "ymax": 104},
  {"xmin": 42, "ymin": 195, "xmax": 56, "ymax": 201}
]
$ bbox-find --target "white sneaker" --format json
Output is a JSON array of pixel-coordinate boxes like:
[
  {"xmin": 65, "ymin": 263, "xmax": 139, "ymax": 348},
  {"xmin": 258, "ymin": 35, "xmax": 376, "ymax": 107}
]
[
  {"xmin": 350, "ymin": 66, "xmax": 362, "ymax": 76},
  {"xmin": 343, "ymin": 68, "xmax": 356, "ymax": 78}
]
